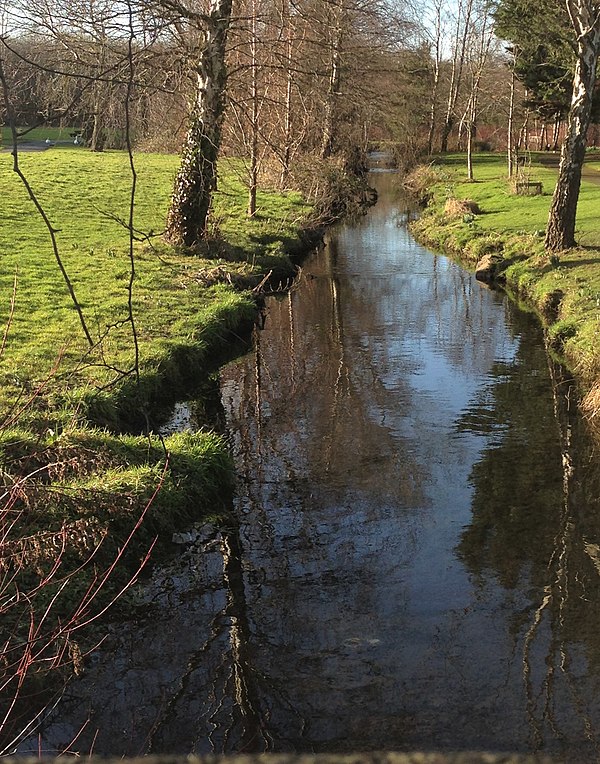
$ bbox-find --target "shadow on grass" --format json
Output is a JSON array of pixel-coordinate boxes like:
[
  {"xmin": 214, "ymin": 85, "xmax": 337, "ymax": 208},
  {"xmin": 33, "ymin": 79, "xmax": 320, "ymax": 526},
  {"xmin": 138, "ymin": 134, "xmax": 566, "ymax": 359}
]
[{"xmin": 554, "ymin": 249, "xmax": 600, "ymax": 268}]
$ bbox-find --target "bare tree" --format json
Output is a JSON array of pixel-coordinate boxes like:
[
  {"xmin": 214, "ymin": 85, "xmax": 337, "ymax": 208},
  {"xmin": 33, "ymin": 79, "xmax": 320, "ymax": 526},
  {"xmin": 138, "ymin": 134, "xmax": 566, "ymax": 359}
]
[
  {"xmin": 507, "ymin": 48, "xmax": 517, "ymax": 177},
  {"xmin": 440, "ymin": 0, "xmax": 474, "ymax": 152},
  {"xmin": 320, "ymin": 1, "xmax": 344, "ymax": 158},
  {"xmin": 462, "ymin": 0, "xmax": 494, "ymax": 179},
  {"xmin": 423, "ymin": 0, "xmax": 446, "ymax": 155}
]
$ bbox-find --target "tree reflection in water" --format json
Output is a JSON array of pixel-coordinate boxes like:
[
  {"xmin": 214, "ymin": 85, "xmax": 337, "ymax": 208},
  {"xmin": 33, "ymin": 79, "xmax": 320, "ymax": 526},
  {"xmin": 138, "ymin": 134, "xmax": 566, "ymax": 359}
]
[{"xmin": 457, "ymin": 320, "xmax": 600, "ymax": 758}]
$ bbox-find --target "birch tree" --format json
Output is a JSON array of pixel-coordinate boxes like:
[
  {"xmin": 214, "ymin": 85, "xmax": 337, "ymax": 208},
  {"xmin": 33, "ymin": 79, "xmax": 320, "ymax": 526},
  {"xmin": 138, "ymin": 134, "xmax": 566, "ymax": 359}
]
[
  {"xmin": 545, "ymin": 0, "xmax": 600, "ymax": 251},
  {"xmin": 320, "ymin": 0, "xmax": 344, "ymax": 159},
  {"xmin": 462, "ymin": 0, "xmax": 494, "ymax": 180},
  {"xmin": 278, "ymin": 0, "xmax": 298, "ymax": 187},
  {"xmin": 440, "ymin": 0, "xmax": 474, "ymax": 152},
  {"xmin": 424, "ymin": 0, "xmax": 445, "ymax": 155},
  {"xmin": 165, "ymin": 0, "xmax": 233, "ymax": 248}
]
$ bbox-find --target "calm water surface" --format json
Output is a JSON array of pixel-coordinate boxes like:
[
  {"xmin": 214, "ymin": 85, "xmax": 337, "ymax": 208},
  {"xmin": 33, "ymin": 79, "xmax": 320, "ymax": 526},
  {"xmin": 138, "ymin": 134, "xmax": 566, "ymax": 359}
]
[{"xmin": 29, "ymin": 170, "xmax": 600, "ymax": 760}]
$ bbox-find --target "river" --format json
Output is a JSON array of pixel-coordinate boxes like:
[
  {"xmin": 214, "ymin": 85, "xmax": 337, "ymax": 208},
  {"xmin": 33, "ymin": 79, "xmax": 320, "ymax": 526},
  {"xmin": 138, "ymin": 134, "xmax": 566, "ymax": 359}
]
[{"xmin": 23, "ymin": 165, "xmax": 600, "ymax": 760}]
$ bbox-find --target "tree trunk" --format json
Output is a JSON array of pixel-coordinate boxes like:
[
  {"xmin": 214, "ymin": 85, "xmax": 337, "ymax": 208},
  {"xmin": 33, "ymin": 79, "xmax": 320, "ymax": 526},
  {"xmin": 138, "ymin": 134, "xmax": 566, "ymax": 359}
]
[
  {"xmin": 440, "ymin": 117, "xmax": 454, "ymax": 153},
  {"xmin": 466, "ymin": 120, "xmax": 474, "ymax": 180},
  {"xmin": 280, "ymin": 0, "xmax": 294, "ymax": 188},
  {"xmin": 89, "ymin": 43, "xmax": 107, "ymax": 152},
  {"xmin": 519, "ymin": 98, "xmax": 530, "ymax": 150},
  {"xmin": 321, "ymin": 16, "xmax": 342, "ymax": 159},
  {"xmin": 165, "ymin": 0, "xmax": 233, "ymax": 249},
  {"xmin": 545, "ymin": 7, "xmax": 600, "ymax": 252},
  {"xmin": 440, "ymin": 0, "xmax": 473, "ymax": 152},
  {"xmin": 507, "ymin": 58, "xmax": 515, "ymax": 177},
  {"xmin": 463, "ymin": 6, "xmax": 492, "ymax": 181},
  {"xmin": 89, "ymin": 111, "xmax": 105, "ymax": 152},
  {"xmin": 552, "ymin": 114, "xmax": 562, "ymax": 151},
  {"xmin": 427, "ymin": 65, "xmax": 440, "ymax": 156},
  {"xmin": 248, "ymin": 0, "xmax": 259, "ymax": 218},
  {"xmin": 426, "ymin": 0, "xmax": 443, "ymax": 156}
]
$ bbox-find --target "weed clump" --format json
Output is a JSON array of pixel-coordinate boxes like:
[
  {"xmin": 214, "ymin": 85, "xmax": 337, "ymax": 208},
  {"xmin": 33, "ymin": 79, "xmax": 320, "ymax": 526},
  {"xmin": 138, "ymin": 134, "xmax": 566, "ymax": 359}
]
[
  {"xmin": 464, "ymin": 234, "xmax": 504, "ymax": 263},
  {"xmin": 444, "ymin": 198, "xmax": 481, "ymax": 219},
  {"xmin": 403, "ymin": 163, "xmax": 449, "ymax": 203}
]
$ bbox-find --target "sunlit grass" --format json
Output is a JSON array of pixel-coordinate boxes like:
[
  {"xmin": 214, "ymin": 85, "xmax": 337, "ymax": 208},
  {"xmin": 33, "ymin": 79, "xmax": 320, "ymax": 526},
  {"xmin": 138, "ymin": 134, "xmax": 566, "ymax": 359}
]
[
  {"xmin": 1, "ymin": 125, "xmax": 79, "ymax": 144},
  {"xmin": 0, "ymin": 149, "xmax": 310, "ymax": 425},
  {"xmin": 430, "ymin": 151, "xmax": 600, "ymax": 246}
]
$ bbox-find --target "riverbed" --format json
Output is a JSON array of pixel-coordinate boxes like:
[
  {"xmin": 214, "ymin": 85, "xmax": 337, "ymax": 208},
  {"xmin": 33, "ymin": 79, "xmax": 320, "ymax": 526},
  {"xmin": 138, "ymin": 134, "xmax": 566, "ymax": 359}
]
[{"xmin": 25, "ymin": 168, "xmax": 600, "ymax": 760}]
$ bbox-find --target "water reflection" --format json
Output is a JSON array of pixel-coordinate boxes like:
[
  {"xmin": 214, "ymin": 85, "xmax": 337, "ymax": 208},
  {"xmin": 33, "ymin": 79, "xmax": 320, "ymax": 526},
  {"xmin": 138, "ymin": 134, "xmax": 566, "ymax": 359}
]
[
  {"xmin": 458, "ymin": 348, "xmax": 600, "ymax": 758},
  {"xmin": 218, "ymin": 174, "xmax": 595, "ymax": 756},
  {"xmin": 22, "ymin": 172, "xmax": 600, "ymax": 760}
]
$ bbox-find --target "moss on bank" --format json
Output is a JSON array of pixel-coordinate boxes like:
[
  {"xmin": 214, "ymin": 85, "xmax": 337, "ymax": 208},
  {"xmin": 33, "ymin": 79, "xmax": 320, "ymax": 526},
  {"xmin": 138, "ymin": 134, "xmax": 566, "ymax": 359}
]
[{"xmin": 407, "ymin": 153, "xmax": 600, "ymax": 420}]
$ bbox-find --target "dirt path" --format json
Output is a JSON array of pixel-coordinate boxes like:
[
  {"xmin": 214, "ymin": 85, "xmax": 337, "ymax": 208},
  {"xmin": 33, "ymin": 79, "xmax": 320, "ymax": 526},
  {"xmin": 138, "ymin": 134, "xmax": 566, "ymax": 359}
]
[{"xmin": 535, "ymin": 152, "xmax": 600, "ymax": 185}]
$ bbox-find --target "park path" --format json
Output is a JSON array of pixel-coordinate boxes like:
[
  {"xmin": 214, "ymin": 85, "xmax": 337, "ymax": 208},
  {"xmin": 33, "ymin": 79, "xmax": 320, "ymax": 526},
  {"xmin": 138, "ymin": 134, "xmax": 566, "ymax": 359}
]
[{"xmin": 535, "ymin": 151, "xmax": 600, "ymax": 185}]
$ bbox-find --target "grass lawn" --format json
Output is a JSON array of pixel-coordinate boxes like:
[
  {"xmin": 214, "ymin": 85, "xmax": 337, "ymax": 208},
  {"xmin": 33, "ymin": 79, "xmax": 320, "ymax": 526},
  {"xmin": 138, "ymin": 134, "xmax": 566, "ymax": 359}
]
[
  {"xmin": 410, "ymin": 151, "xmax": 600, "ymax": 414},
  {"xmin": 432, "ymin": 152, "xmax": 600, "ymax": 246},
  {"xmin": 1, "ymin": 125, "xmax": 81, "ymax": 144},
  {"xmin": 0, "ymin": 148, "xmax": 311, "ymax": 427}
]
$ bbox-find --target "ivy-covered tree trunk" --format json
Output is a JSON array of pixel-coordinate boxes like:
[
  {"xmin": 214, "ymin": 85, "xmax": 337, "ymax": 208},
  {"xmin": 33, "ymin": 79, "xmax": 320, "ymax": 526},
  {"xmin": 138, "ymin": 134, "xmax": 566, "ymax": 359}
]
[
  {"xmin": 166, "ymin": 0, "xmax": 233, "ymax": 248},
  {"xmin": 545, "ymin": 0, "xmax": 600, "ymax": 252}
]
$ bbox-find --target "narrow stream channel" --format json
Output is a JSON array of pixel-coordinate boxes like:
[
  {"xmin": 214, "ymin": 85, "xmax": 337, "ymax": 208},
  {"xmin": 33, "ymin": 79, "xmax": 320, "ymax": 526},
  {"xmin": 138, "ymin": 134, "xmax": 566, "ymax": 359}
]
[{"xmin": 27, "ymin": 167, "xmax": 600, "ymax": 760}]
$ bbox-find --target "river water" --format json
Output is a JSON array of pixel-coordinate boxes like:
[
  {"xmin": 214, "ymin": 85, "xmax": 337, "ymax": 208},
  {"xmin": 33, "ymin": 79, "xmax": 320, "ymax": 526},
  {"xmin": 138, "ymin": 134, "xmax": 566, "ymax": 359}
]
[{"xmin": 26, "ymin": 168, "xmax": 600, "ymax": 760}]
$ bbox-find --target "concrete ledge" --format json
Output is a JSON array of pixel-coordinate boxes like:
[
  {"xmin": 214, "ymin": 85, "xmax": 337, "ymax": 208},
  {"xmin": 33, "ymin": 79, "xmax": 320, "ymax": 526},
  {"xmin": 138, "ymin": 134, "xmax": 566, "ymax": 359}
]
[{"xmin": 2, "ymin": 753, "xmax": 559, "ymax": 764}]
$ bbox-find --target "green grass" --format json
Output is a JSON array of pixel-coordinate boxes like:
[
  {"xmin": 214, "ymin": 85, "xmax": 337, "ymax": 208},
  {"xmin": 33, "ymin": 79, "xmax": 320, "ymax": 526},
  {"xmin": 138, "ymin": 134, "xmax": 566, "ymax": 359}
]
[
  {"xmin": 0, "ymin": 144, "xmax": 312, "ymax": 604},
  {"xmin": 0, "ymin": 425, "xmax": 234, "ymax": 561},
  {"xmin": 434, "ymin": 152, "xmax": 600, "ymax": 247},
  {"xmin": 1, "ymin": 125, "xmax": 81, "ymax": 145},
  {"xmin": 410, "ymin": 152, "xmax": 600, "ymax": 408},
  {"xmin": 0, "ymin": 149, "xmax": 311, "ymax": 426},
  {"xmin": 0, "ymin": 146, "xmax": 314, "ymax": 551}
]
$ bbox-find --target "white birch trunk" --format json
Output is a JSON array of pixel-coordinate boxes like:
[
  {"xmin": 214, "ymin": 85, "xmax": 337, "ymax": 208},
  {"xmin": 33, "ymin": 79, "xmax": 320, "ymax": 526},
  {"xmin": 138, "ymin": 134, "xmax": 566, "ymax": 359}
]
[
  {"xmin": 166, "ymin": 0, "xmax": 233, "ymax": 248},
  {"xmin": 507, "ymin": 56, "xmax": 516, "ymax": 177},
  {"xmin": 321, "ymin": 14, "xmax": 342, "ymax": 160},
  {"xmin": 440, "ymin": 0, "xmax": 473, "ymax": 152},
  {"xmin": 545, "ymin": 0, "xmax": 600, "ymax": 251},
  {"xmin": 248, "ymin": 0, "xmax": 259, "ymax": 217},
  {"xmin": 280, "ymin": 0, "xmax": 294, "ymax": 187}
]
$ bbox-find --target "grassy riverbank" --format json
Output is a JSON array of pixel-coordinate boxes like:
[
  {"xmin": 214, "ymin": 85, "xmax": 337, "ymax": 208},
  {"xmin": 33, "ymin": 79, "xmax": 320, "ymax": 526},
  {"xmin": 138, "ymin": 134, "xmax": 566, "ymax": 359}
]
[
  {"xmin": 1, "ymin": 150, "xmax": 315, "ymax": 425},
  {"xmin": 408, "ymin": 152, "xmax": 600, "ymax": 418},
  {"xmin": 0, "ymin": 145, "xmax": 330, "ymax": 738}
]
